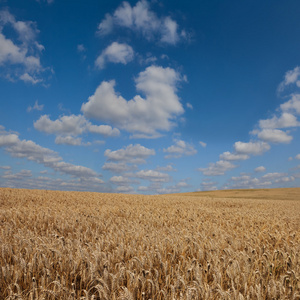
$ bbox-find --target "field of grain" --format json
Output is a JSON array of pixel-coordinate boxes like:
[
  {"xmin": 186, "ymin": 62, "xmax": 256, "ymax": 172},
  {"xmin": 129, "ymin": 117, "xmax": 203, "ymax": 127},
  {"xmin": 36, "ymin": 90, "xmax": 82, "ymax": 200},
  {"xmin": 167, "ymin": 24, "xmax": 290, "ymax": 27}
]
[{"xmin": 0, "ymin": 187, "xmax": 300, "ymax": 299}]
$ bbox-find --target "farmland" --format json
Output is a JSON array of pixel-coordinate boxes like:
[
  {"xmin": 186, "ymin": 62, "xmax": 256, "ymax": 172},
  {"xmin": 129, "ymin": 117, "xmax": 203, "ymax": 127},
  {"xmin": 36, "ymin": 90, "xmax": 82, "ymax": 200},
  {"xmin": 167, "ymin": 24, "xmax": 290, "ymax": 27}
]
[{"xmin": 0, "ymin": 187, "xmax": 300, "ymax": 299}]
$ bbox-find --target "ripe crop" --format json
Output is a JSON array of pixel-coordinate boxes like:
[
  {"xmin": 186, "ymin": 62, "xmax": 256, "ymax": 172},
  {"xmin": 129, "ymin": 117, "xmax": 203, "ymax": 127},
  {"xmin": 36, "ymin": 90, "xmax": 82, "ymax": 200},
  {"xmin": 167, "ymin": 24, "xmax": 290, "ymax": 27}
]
[{"xmin": 0, "ymin": 187, "xmax": 300, "ymax": 299}]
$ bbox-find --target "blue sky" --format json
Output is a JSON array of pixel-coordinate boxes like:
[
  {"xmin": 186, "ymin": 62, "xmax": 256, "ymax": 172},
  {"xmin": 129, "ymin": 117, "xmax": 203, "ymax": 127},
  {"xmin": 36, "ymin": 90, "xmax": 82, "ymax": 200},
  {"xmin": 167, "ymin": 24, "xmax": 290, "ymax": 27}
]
[{"xmin": 0, "ymin": 0, "xmax": 300, "ymax": 194}]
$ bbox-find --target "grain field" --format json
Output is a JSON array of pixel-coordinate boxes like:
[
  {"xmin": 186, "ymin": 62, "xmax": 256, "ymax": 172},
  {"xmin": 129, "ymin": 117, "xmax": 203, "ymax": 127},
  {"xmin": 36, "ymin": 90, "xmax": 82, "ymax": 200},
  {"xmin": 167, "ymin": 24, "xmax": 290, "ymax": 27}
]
[{"xmin": 0, "ymin": 187, "xmax": 300, "ymax": 299}]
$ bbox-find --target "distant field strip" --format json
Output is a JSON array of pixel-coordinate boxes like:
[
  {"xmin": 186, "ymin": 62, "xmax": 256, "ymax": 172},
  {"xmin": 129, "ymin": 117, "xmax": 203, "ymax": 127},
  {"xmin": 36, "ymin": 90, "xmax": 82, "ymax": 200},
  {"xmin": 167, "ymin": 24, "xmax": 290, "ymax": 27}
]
[{"xmin": 0, "ymin": 188, "xmax": 300, "ymax": 299}]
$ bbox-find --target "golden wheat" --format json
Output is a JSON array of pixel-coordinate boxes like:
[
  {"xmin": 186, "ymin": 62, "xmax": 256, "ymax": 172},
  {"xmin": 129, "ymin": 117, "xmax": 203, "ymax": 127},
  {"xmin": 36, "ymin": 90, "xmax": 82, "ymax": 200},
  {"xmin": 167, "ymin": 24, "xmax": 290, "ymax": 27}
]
[{"xmin": 0, "ymin": 187, "xmax": 299, "ymax": 299}]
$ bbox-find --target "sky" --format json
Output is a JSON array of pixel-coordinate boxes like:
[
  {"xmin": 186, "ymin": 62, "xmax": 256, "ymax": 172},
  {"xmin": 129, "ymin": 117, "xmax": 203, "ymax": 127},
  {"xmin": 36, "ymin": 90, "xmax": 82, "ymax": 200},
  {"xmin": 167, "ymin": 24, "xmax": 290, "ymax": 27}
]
[{"xmin": 0, "ymin": 0, "xmax": 300, "ymax": 194}]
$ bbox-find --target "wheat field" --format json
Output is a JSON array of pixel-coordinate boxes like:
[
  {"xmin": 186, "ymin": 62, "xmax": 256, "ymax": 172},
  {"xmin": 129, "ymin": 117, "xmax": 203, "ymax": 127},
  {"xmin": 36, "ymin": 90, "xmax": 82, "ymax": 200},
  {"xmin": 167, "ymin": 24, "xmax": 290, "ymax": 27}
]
[{"xmin": 0, "ymin": 187, "xmax": 300, "ymax": 299}]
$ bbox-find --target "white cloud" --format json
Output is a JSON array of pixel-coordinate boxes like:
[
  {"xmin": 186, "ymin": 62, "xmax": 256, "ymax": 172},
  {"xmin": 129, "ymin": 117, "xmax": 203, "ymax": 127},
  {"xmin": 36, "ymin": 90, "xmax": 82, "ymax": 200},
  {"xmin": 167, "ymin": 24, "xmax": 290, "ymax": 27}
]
[
  {"xmin": 116, "ymin": 185, "xmax": 135, "ymax": 194},
  {"xmin": 20, "ymin": 73, "xmax": 42, "ymax": 84},
  {"xmin": 36, "ymin": 0, "xmax": 54, "ymax": 4},
  {"xmin": 161, "ymin": 17, "xmax": 179, "ymax": 45},
  {"xmin": 259, "ymin": 112, "xmax": 300, "ymax": 129},
  {"xmin": 0, "ymin": 10, "xmax": 48, "ymax": 83},
  {"xmin": 255, "ymin": 166, "xmax": 266, "ymax": 173},
  {"xmin": 186, "ymin": 102, "xmax": 193, "ymax": 109},
  {"xmin": 81, "ymin": 65, "xmax": 184, "ymax": 137},
  {"xmin": 278, "ymin": 66, "xmax": 300, "ymax": 92},
  {"xmin": 200, "ymin": 180, "xmax": 218, "ymax": 191},
  {"xmin": 55, "ymin": 136, "xmax": 82, "ymax": 146},
  {"xmin": 225, "ymin": 176, "xmax": 272, "ymax": 190},
  {"xmin": 87, "ymin": 124, "xmax": 120, "ymax": 136},
  {"xmin": 281, "ymin": 94, "xmax": 300, "ymax": 115},
  {"xmin": 104, "ymin": 144, "xmax": 155, "ymax": 164},
  {"xmin": 27, "ymin": 100, "xmax": 44, "ymax": 112},
  {"xmin": 0, "ymin": 133, "xmax": 19, "ymax": 146},
  {"xmin": 219, "ymin": 151, "xmax": 249, "ymax": 161},
  {"xmin": 199, "ymin": 141, "xmax": 207, "ymax": 148},
  {"xmin": 34, "ymin": 114, "xmax": 87, "ymax": 135},
  {"xmin": 102, "ymin": 162, "xmax": 137, "ymax": 173},
  {"xmin": 0, "ymin": 165, "xmax": 11, "ymax": 170},
  {"xmin": 155, "ymin": 164, "xmax": 176, "ymax": 172},
  {"xmin": 2, "ymin": 169, "xmax": 32, "ymax": 180},
  {"xmin": 198, "ymin": 160, "xmax": 237, "ymax": 176},
  {"xmin": 97, "ymin": 13, "xmax": 114, "ymax": 35},
  {"xmin": 34, "ymin": 114, "xmax": 120, "ymax": 138},
  {"xmin": 0, "ymin": 127, "xmax": 102, "ymax": 181},
  {"xmin": 109, "ymin": 175, "xmax": 137, "ymax": 185},
  {"xmin": 77, "ymin": 44, "xmax": 86, "ymax": 53},
  {"xmin": 296, "ymin": 154, "xmax": 300, "ymax": 160},
  {"xmin": 95, "ymin": 42, "xmax": 134, "ymax": 69},
  {"xmin": 163, "ymin": 139, "xmax": 197, "ymax": 159},
  {"xmin": 262, "ymin": 172, "xmax": 287, "ymax": 180},
  {"xmin": 135, "ymin": 169, "xmax": 170, "ymax": 182},
  {"xmin": 96, "ymin": 0, "xmax": 183, "ymax": 45},
  {"xmin": 256, "ymin": 129, "xmax": 293, "ymax": 144},
  {"xmin": 234, "ymin": 141, "xmax": 270, "ymax": 156}
]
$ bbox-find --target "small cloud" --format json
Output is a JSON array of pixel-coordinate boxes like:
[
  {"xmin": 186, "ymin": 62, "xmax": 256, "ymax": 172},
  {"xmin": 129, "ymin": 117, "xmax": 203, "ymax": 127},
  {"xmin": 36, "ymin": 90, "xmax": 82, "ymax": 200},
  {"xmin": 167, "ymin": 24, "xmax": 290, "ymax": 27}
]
[
  {"xmin": 77, "ymin": 44, "xmax": 87, "ymax": 60},
  {"xmin": 255, "ymin": 166, "xmax": 266, "ymax": 173},
  {"xmin": 198, "ymin": 160, "xmax": 237, "ymax": 176},
  {"xmin": 0, "ymin": 165, "xmax": 11, "ymax": 170},
  {"xmin": 219, "ymin": 151, "xmax": 249, "ymax": 161},
  {"xmin": 95, "ymin": 42, "xmax": 134, "ymax": 69},
  {"xmin": 186, "ymin": 102, "xmax": 193, "ymax": 109},
  {"xmin": 135, "ymin": 169, "xmax": 171, "ymax": 182},
  {"xmin": 256, "ymin": 129, "xmax": 293, "ymax": 144},
  {"xmin": 96, "ymin": 0, "xmax": 185, "ymax": 45},
  {"xmin": 259, "ymin": 112, "xmax": 300, "ymax": 129},
  {"xmin": 164, "ymin": 139, "xmax": 197, "ymax": 159},
  {"xmin": 199, "ymin": 141, "xmax": 207, "ymax": 148},
  {"xmin": 77, "ymin": 44, "xmax": 86, "ymax": 53},
  {"xmin": 104, "ymin": 144, "xmax": 155, "ymax": 164},
  {"xmin": 27, "ymin": 100, "xmax": 44, "ymax": 112},
  {"xmin": 155, "ymin": 164, "xmax": 176, "ymax": 172},
  {"xmin": 20, "ymin": 73, "xmax": 42, "ymax": 84},
  {"xmin": 278, "ymin": 66, "xmax": 300, "ymax": 93},
  {"xmin": 296, "ymin": 154, "xmax": 300, "ymax": 160},
  {"xmin": 55, "ymin": 135, "xmax": 82, "ymax": 146},
  {"xmin": 234, "ymin": 141, "xmax": 270, "ymax": 156}
]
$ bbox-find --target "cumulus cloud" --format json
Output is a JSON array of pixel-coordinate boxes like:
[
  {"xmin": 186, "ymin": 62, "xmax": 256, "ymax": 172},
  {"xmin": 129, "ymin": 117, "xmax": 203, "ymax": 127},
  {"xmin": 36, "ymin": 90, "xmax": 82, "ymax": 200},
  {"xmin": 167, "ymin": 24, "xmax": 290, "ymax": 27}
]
[
  {"xmin": 278, "ymin": 66, "xmax": 300, "ymax": 92},
  {"xmin": 2, "ymin": 169, "xmax": 32, "ymax": 180},
  {"xmin": 155, "ymin": 164, "xmax": 176, "ymax": 172},
  {"xmin": 219, "ymin": 151, "xmax": 249, "ymax": 161},
  {"xmin": 296, "ymin": 154, "xmax": 300, "ymax": 160},
  {"xmin": 225, "ymin": 176, "xmax": 271, "ymax": 190},
  {"xmin": 104, "ymin": 144, "xmax": 155, "ymax": 164},
  {"xmin": 77, "ymin": 44, "xmax": 86, "ymax": 53},
  {"xmin": 34, "ymin": 114, "xmax": 120, "ymax": 141},
  {"xmin": 109, "ymin": 175, "xmax": 138, "ymax": 186},
  {"xmin": 281, "ymin": 94, "xmax": 300, "ymax": 115},
  {"xmin": 27, "ymin": 100, "xmax": 44, "ymax": 112},
  {"xmin": 55, "ymin": 136, "xmax": 82, "ymax": 146},
  {"xmin": 0, "ymin": 126, "xmax": 103, "ymax": 182},
  {"xmin": 102, "ymin": 162, "xmax": 137, "ymax": 173},
  {"xmin": 198, "ymin": 160, "xmax": 237, "ymax": 176},
  {"xmin": 0, "ymin": 10, "xmax": 49, "ymax": 83},
  {"xmin": 97, "ymin": 0, "xmax": 183, "ymax": 45},
  {"xmin": 0, "ymin": 165, "xmax": 11, "ymax": 170},
  {"xmin": 163, "ymin": 139, "xmax": 197, "ymax": 159},
  {"xmin": 259, "ymin": 112, "xmax": 300, "ymax": 129},
  {"xmin": 200, "ymin": 180, "xmax": 218, "ymax": 191},
  {"xmin": 199, "ymin": 141, "xmax": 207, "ymax": 148},
  {"xmin": 255, "ymin": 166, "xmax": 266, "ymax": 173},
  {"xmin": 116, "ymin": 185, "xmax": 135, "ymax": 194},
  {"xmin": 256, "ymin": 129, "xmax": 293, "ymax": 144},
  {"xmin": 95, "ymin": 42, "xmax": 134, "ymax": 69},
  {"xmin": 81, "ymin": 65, "xmax": 184, "ymax": 137},
  {"xmin": 135, "ymin": 169, "xmax": 170, "ymax": 182},
  {"xmin": 234, "ymin": 141, "xmax": 270, "ymax": 156}
]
